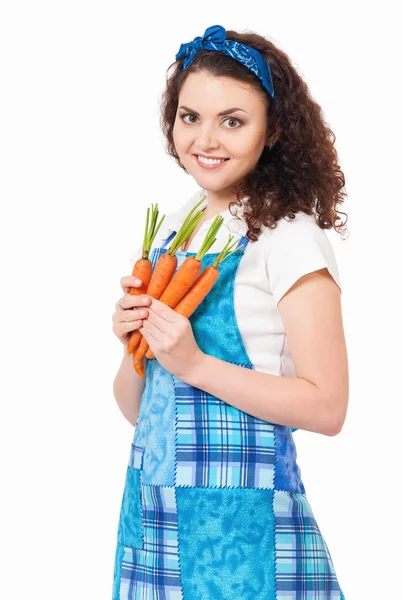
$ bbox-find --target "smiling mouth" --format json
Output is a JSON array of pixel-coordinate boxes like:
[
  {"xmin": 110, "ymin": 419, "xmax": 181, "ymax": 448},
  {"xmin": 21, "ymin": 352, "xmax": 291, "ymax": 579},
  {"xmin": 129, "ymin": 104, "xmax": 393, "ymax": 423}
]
[
  {"xmin": 195, "ymin": 154, "xmax": 229, "ymax": 160},
  {"xmin": 194, "ymin": 154, "xmax": 230, "ymax": 166}
]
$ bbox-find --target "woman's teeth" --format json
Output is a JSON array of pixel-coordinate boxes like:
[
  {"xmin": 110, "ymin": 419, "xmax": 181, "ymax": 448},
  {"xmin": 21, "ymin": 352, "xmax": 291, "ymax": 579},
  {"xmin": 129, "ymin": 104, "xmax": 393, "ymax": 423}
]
[{"xmin": 197, "ymin": 155, "xmax": 227, "ymax": 165}]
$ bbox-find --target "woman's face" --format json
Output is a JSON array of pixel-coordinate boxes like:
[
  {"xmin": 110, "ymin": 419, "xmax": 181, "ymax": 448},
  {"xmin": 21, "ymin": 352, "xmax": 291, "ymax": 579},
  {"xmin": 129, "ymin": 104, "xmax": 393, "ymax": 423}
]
[{"xmin": 172, "ymin": 71, "xmax": 271, "ymax": 195}]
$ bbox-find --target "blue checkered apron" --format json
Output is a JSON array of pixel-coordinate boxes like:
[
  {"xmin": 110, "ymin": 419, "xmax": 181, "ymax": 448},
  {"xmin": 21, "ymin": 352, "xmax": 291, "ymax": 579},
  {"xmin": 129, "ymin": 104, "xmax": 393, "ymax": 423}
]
[{"xmin": 112, "ymin": 231, "xmax": 346, "ymax": 599}]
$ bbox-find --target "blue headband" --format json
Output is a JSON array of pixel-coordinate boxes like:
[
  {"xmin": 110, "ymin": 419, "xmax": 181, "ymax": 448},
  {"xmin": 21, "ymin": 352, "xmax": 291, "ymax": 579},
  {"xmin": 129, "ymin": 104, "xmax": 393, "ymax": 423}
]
[{"xmin": 175, "ymin": 24, "xmax": 276, "ymax": 101}]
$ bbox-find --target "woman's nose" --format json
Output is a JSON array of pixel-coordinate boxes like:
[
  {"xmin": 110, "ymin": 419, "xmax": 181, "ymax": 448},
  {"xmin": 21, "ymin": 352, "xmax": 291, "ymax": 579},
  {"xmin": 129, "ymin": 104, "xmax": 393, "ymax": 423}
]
[{"xmin": 197, "ymin": 125, "xmax": 220, "ymax": 148}]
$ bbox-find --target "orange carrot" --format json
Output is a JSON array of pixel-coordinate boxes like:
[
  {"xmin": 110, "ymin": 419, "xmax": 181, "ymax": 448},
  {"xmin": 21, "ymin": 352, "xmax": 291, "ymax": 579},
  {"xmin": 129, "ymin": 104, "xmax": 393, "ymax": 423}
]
[
  {"xmin": 145, "ymin": 253, "xmax": 179, "ymax": 297},
  {"xmin": 131, "ymin": 258, "xmax": 153, "ymax": 295},
  {"xmin": 127, "ymin": 329, "xmax": 142, "ymax": 355},
  {"xmin": 125, "ymin": 258, "xmax": 152, "ymax": 356},
  {"xmin": 133, "ymin": 346, "xmax": 145, "ymax": 377},
  {"xmin": 174, "ymin": 265, "xmax": 219, "ymax": 316},
  {"xmin": 126, "ymin": 203, "xmax": 166, "ymax": 356},
  {"xmin": 134, "ymin": 335, "xmax": 149, "ymax": 372},
  {"xmin": 160, "ymin": 255, "xmax": 203, "ymax": 305}
]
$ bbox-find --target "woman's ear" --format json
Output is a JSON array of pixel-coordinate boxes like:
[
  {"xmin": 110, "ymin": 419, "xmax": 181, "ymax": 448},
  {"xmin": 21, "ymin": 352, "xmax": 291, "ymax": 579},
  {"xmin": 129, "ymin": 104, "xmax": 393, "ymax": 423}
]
[
  {"xmin": 266, "ymin": 123, "xmax": 279, "ymax": 147},
  {"xmin": 265, "ymin": 131, "xmax": 279, "ymax": 148}
]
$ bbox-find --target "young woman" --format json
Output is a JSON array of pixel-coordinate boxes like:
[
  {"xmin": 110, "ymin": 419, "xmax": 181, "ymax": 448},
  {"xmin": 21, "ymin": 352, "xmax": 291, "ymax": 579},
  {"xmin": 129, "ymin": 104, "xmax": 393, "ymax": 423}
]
[{"xmin": 111, "ymin": 24, "xmax": 348, "ymax": 600}]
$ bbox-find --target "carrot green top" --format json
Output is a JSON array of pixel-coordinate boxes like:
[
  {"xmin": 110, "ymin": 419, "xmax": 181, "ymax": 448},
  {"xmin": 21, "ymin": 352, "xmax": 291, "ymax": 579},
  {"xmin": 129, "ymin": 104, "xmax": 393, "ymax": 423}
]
[
  {"xmin": 167, "ymin": 195, "xmax": 207, "ymax": 255},
  {"xmin": 142, "ymin": 203, "xmax": 166, "ymax": 259}
]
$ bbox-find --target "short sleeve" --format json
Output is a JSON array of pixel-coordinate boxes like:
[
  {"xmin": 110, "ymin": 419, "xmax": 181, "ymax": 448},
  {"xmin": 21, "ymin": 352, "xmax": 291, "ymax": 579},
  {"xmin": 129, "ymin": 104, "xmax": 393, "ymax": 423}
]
[{"xmin": 265, "ymin": 214, "xmax": 342, "ymax": 305}]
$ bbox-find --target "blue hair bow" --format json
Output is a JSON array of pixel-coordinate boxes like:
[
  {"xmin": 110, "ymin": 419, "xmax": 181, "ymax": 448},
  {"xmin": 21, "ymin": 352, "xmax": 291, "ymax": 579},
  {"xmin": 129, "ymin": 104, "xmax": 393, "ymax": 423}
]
[{"xmin": 175, "ymin": 24, "xmax": 276, "ymax": 101}]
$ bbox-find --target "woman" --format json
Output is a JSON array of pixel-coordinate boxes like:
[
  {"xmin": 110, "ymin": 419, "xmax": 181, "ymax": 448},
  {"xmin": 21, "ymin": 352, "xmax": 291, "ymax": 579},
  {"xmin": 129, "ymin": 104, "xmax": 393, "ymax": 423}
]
[{"xmin": 111, "ymin": 24, "xmax": 348, "ymax": 599}]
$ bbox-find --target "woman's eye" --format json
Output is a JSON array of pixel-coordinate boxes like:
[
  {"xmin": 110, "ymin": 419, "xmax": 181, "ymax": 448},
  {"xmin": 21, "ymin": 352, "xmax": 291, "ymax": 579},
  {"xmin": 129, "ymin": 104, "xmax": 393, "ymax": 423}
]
[
  {"xmin": 181, "ymin": 114, "xmax": 198, "ymax": 124},
  {"xmin": 223, "ymin": 118, "xmax": 242, "ymax": 129},
  {"xmin": 180, "ymin": 114, "xmax": 242, "ymax": 128}
]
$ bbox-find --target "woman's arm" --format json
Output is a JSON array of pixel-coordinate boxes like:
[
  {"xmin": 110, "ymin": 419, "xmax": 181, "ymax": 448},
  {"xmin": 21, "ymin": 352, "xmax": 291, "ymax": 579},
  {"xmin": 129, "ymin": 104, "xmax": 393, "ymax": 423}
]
[
  {"xmin": 183, "ymin": 268, "xmax": 349, "ymax": 436},
  {"xmin": 113, "ymin": 348, "xmax": 147, "ymax": 427}
]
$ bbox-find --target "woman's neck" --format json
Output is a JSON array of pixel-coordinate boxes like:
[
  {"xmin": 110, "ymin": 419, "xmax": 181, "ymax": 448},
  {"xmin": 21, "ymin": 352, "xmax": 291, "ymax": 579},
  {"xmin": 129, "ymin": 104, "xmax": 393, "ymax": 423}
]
[{"xmin": 202, "ymin": 193, "xmax": 238, "ymax": 221}]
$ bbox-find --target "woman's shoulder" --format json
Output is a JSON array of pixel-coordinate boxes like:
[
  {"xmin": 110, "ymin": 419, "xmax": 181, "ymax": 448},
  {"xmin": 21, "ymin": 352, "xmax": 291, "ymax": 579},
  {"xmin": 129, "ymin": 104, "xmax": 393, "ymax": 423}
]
[
  {"xmin": 260, "ymin": 211, "xmax": 336, "ymax": 255},
  {"xmin": 259, "ymin": 211, "xmax": 341, "ymax": 302},
  {"xmin": 261, "ymin": 211, "xmax": 320, "ymax": 239}
]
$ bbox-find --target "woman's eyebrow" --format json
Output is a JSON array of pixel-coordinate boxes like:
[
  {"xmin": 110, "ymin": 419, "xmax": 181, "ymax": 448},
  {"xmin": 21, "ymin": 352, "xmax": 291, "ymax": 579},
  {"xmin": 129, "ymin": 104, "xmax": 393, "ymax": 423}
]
[{"xmin": 179, "ymin": 105, "xmax": 247, "ymax": 116}]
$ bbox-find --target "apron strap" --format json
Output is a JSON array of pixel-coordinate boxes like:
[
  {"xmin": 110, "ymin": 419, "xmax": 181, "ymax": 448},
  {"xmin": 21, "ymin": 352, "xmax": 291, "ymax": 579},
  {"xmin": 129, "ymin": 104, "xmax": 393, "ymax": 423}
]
[
  {"xmin": 236, "ymin": 235, "xmax": 249, "ymax": 253},
  {"xmin": 160, "ymin": 230, "xmax": 177, "ymax": 250}
]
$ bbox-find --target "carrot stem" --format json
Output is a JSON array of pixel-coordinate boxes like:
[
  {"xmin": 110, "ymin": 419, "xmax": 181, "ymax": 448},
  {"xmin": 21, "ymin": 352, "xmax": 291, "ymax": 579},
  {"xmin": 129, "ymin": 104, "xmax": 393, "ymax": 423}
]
[
  {"xmin": 150, "ymin": 205, "xmax": 166, "ymax": 247},
  {"xmin": 195, "ymin": 215, "xmax": 224, "ymax": 260},
  {"xmin": 141, "ymin": 204, "xmax": 166, "ymax": 259},
  {"xmin": 211, "ymin": 235, "xmax": 246, "ymax": 269},
  {"xmin": 142, "ymin": 207, "xmax": 150, "ymax": 256},
  {"xmin": 167, "ymin": 195, "xmax": 207, "ymax": 254}
]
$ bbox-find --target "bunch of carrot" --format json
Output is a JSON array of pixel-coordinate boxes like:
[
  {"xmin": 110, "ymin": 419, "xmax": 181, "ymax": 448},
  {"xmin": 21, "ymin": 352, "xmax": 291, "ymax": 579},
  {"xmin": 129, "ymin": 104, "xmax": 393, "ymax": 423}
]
[
  {"xmin": 127, "ymin": 196, "xmax": 245, "ymax": 378},
  {"xmin": 127, "ymin": 195, "xmax": 208, "ymax": 375},
  {"xmin": 133, "ymin": 211, "xmax": 224, "ymax": 372}
]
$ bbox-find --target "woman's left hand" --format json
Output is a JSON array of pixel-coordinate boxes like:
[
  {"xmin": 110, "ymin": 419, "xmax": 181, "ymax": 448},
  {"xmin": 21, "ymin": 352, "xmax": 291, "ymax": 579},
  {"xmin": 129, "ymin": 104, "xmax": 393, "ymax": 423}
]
[{"xmin": 139, "ymin": 297, "xmax": 205, "ymax": 380}]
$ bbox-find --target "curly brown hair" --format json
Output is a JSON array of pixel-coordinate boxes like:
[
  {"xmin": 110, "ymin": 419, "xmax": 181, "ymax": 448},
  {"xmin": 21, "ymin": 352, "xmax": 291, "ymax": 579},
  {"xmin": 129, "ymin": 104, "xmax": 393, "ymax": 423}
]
[{"xmin": 159, "ymin": 28, "xmax": 349, "ymax": 242}]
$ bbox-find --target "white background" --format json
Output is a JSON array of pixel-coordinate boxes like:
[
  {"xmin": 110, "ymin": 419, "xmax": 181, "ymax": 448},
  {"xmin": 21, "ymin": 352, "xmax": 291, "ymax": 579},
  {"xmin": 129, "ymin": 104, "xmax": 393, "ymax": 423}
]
[{"xmin": 1, "ymin": 2, "xmax": 400, "ymax": 598}]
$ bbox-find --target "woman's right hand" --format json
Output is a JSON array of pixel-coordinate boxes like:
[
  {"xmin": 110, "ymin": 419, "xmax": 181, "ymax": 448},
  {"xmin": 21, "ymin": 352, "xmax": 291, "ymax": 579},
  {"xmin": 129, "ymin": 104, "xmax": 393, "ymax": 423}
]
[{"xmin": 112, "ymin": 276, "xmax": 151, "ymax": 348}]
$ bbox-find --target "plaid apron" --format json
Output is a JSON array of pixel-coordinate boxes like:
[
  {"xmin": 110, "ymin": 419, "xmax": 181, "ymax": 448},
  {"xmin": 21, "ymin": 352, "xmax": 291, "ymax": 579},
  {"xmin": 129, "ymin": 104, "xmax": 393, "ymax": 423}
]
[{"xmin": 112, "ymin": 232, "xmax": 345, "ymax": 599}]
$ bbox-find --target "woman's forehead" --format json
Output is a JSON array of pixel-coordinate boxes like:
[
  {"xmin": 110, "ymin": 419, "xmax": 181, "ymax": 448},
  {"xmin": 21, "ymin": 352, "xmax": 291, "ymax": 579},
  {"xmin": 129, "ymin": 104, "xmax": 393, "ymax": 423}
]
[{"xmin": 178, "ymin": 74, "xmax": 266, "ymax": 110}]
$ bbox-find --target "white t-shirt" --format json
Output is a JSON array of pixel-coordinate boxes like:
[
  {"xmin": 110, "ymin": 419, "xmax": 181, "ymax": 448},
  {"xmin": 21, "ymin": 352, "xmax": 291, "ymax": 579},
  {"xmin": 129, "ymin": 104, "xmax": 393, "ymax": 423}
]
[{"xmin": 129, "ymin": 188, "xmax": 342, "ymax": 377}]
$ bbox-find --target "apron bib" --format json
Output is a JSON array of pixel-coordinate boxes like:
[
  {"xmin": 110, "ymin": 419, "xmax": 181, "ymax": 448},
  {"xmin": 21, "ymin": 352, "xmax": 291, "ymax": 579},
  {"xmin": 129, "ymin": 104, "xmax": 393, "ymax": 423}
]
[{"xmin": 112, "ymin": 232, "xmax": 345, "ymax": 599}]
